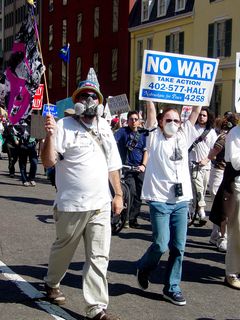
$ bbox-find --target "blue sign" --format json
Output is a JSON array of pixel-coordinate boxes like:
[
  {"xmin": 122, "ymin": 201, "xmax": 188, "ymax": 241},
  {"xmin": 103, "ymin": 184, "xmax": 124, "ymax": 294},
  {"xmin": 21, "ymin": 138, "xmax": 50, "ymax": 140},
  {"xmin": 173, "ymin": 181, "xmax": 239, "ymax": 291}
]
[
  {"xmin": 42, "ymin": 104, "xmax": 58, "ymax": 117},
  {"xmin": 139, "ymin": 50, "xmax": 219, "ymax": 106}
]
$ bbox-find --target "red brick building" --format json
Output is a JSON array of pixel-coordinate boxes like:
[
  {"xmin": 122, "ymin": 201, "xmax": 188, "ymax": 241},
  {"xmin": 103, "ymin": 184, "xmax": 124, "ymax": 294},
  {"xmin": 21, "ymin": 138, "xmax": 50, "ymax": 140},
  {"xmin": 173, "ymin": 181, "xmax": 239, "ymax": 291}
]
[{"xmin": 41, "ymin": 0, "xmax": 135, "ymax": 105}]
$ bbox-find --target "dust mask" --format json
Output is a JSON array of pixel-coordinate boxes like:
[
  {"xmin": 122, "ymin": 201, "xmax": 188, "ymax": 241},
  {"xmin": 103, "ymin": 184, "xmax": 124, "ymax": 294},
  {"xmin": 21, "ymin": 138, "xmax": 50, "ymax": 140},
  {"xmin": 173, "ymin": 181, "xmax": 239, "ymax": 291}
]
[{"xmin": 164, "ymin": 122, "xmax": 179, "ymax": 136}]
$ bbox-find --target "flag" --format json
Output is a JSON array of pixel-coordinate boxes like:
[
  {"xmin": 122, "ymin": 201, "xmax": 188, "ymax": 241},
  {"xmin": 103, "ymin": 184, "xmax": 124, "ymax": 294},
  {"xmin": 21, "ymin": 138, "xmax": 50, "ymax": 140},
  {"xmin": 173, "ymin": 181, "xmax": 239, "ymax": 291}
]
[
  {"xmin": 59, "ymin": 43, "xmax": 70, "ymax": 63},
  {"xmin": 4, "ymin": 3, "xmax": 44, "ymax": 125}
]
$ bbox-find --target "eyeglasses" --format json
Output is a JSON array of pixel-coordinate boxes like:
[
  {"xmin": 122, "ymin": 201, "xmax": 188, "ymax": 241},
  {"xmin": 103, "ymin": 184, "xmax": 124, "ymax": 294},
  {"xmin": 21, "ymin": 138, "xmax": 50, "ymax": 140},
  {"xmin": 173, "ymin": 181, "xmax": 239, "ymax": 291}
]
[
  {"xmin": 77, "ymin": 93, "xmax": 98, "ymax": 100},
  {"xmin": 165, "ymin": 119, "xmax": 181, "ymax": 124},
  {"xmin": 128, "ymin": 118, "xmax": 139, "ymax": 122}
]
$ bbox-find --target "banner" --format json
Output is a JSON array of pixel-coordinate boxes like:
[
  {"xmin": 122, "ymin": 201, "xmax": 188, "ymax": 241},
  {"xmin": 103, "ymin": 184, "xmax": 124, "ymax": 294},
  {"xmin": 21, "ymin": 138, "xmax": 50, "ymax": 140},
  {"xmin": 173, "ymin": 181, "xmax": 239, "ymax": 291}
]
[
  {"xmin": 235, "ymin": 53, "xmax": 240, "ymax": 113},
  {"xmin": 4, "ymin": 4, "xmax": 44, "ymax": 124},
  {"xmin": 32, "ymin": 84, "xmax": 44, "ymax": 110},
  {"xmin": 139, "ymin": 50, "xmax": 219, "ymax": 106}
]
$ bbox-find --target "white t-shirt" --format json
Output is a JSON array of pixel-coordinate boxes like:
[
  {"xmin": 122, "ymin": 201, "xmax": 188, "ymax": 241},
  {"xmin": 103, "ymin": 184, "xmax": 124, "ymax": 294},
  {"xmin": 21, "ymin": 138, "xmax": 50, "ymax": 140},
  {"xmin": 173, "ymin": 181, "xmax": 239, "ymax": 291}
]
[
  {"xmin": 141, "ymin": 120, "xmax": 198, "ymax": 203},
  {"xmin": 189, "ymin": 124, "xmax": 217, "ymax": 169},
  {"xmin": 54, "ymin": 116, "xmax": 122, "ymax": 211},
  {"xmin": 225, "ymin": 125, "xmax": 240, "ymax": 171}
]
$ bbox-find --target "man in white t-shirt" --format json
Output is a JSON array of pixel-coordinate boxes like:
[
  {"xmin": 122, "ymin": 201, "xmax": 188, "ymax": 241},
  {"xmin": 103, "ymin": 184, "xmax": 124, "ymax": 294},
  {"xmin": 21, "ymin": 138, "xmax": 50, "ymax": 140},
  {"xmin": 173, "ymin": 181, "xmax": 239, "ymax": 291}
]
[
  {"xmin": 189, "ymin": 107, "xmax": 217, "ymax": 221},
  {"xmin": 41, "ymin": 80, "xmax": 122, "ymax": 320},
  {"xmin": 137, "ymin": 101, "xmax": 201, "ymax": 306}
]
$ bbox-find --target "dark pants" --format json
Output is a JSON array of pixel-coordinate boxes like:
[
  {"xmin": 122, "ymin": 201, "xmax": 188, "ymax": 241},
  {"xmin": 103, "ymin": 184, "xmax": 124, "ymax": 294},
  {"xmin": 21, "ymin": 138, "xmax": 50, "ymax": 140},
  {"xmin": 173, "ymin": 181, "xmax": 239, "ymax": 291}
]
[
  {"xmin": 124, "ymin": 171, "xmax": 144, "ymax": 222},
  {"xmin": 6, "ymin": 144, "xmax": 19, "ymax": 175},
  {"xmin": 19, "ymin": 146, "xmax": 38, "ymax": 183}
]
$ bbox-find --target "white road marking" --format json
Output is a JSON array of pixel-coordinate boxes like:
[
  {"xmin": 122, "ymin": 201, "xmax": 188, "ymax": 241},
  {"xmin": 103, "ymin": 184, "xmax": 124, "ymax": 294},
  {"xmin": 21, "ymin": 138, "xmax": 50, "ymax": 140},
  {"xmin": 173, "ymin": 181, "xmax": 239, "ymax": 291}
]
[{"xmin": 0, "ymin": 260, "xmax": 78, "ymax": 320}]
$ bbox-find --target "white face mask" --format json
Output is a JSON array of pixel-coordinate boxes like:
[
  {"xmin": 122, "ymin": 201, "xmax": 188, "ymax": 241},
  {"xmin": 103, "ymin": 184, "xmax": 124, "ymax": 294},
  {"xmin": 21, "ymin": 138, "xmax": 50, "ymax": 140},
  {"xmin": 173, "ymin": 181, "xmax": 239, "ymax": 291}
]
[{"xmin": 164, "ymin": 121, "xmax": 179, "ymax": 136}]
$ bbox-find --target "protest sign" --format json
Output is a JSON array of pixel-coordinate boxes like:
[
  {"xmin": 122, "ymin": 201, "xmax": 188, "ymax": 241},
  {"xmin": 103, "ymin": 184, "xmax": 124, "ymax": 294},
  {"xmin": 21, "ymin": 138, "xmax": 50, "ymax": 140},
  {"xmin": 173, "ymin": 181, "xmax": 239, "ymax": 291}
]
[
  {"xmin": 30, "ymin": 114, "xmax": 45, "ymax": 139},
  {"xmin": 139, "ymin": 50, "xmax": 219, "ymax": 106},
  {"xmin": 107, "ymin": 94, "xmax": 130, "ymax": 115},
  {"xmin": 42, "ymin": 104, "xmax": 58, "ymax": 117},
  {"xmin": 32, "ymin": 84, "xmax": 44, "ymax": 110},
  {"xmin": 181, "ymin": 105, "xmax": 192, "ymax": 122},
  {"xmin": 235, "ymin": 53, "xmax": 240, "ymax": 113}
]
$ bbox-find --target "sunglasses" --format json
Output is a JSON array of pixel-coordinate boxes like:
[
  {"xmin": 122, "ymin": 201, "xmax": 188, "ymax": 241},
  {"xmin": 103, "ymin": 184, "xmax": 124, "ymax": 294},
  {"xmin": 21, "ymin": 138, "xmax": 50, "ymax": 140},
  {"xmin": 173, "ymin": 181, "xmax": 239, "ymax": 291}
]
[
  {"xmin": 77, "ymin": 93, "xmax": 98, "ymax": 100},
  {"xmin": 165, "ymin": 119, "xmax": 181, "ymax": 124},
  {"xmin": 128, "ymin": 118, "xmax": 139, "ymax": 122}
]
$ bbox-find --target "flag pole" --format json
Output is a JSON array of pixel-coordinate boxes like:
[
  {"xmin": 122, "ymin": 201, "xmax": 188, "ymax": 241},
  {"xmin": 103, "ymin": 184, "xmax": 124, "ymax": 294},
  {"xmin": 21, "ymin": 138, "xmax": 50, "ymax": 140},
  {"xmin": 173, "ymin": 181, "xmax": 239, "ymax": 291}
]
[
  {"xmin": 66, "ymin": 43, "xmax": 70, "ymax": 98},
  {"xmin": 30, "ymin": 4, "xmax": 50, "ymax": 109}
]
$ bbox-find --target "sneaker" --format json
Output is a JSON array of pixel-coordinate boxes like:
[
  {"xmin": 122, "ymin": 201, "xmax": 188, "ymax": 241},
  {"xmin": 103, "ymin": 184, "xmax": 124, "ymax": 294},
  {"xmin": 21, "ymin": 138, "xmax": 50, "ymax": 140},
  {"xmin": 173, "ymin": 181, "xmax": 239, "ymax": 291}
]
[
  {"xmin": 44, "ymin": 283, "xmax": 66, "ymax": 305},
  {"xmin": 225, "ymin": 275, "xmax": 240, "ymax": 289},
  {"xmin": 29, "ymin": 180, "xmax": 36, "ymax": 186},
  {"xmin": 85, "ymin": 310, "xmax": 120, "ymax": 320},
  {"xmin": 123, "ymin": 220, "xmax": 130, "ymax": 229},
  {"xmin": 23, "ymin": 181, "xmax": 30, "ymax": 187},
  {"xmin": 163, "ymin": 291, "xmax": 186, "ymax": 306},
  {"xmin": 217, "ymin": 237, "xmax": 227, "ymax": 252},
  {"xmin": 137, "ymin": 269, "xmax": 149, "ymax": 290}
]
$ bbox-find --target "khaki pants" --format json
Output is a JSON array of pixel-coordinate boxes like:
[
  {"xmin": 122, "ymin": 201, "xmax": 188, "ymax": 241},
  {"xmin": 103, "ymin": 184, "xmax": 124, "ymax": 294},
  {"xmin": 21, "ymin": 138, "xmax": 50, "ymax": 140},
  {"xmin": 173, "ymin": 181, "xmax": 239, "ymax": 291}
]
[
  {"xmin": 226, "ymin": 181, "xmax": 240, "ymax": 275},
  {"xmin": 44, "ymin": 203, "xmax": 111, "ymax": 318},
  {"xmin": 192, "ymin": 166, "xmax": 210, "ymax": 208}
]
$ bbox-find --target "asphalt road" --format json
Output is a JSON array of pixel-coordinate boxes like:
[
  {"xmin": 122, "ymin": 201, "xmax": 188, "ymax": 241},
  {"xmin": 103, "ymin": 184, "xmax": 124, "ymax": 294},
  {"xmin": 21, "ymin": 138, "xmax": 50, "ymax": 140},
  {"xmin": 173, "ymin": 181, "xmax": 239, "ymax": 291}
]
[{"xmin": 0, "ymin": 156, "xmax": 240, "ymax": 320}]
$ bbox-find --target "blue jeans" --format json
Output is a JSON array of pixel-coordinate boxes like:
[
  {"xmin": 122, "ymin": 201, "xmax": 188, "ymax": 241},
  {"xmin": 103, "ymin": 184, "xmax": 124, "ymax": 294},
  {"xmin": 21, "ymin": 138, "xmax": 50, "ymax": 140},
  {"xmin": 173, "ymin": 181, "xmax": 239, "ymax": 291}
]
[{"xmin": 138, "ymin": 201, "xmax": 188, "ymax": 293}]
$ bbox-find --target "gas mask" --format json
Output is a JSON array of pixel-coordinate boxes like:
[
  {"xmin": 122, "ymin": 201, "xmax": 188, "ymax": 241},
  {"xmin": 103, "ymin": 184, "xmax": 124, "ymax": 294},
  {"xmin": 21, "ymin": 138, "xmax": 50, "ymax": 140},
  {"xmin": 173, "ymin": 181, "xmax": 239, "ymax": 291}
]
[
  {"xmin": 164, "ymin": 122, "xmax": 179, "ymax": 136},
  {"xmin": 74, "ymin": 97, "xmax": 98, "ymax": 117}
]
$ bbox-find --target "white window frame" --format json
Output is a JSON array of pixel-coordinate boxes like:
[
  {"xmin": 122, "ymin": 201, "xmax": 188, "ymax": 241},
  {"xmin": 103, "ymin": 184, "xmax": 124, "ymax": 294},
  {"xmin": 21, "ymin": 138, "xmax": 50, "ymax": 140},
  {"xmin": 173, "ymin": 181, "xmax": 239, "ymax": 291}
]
[
  {"xmin": 137, "ymin": 39, "xmax": 143, "ymax": 70},
  {"xmin": 141, "ymin": 0, "xmax": 149, "ymax": 22},
  {"xmin": 77, "ymin": 13, "xmax": 82, "ymax": 43},
  {"xmin": 76, "ymin": 57, "xmax": 81, "ymax": 86},
  {"xmin": 157, "ymin": 0, "xmax": 168, "ymax": 17},
  {"xmin": 94, "ymin": 7, "xmax": 99, "ymax": 38},
  {"xmin": 175, "ymin": 0, "xmax": 186, "ymax": 12},
  {"xmin": 112, "ymin": 48, "xmax": 118, "ymax": 81},
  {"xmin": 112, "ymin": 0, "xmax": 119, "ymax": 32},
  {"xmin": 214, "ymin": 20, "xmax": 227, "ymax": 57}
]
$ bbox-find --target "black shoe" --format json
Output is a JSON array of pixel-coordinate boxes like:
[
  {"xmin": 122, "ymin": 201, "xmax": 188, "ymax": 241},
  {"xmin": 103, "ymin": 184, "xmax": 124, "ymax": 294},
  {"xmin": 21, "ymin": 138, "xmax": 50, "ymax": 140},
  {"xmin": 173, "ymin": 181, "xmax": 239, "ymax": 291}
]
[
  {"xmin": 163, "ymin": 291, "xmax": 186, "ymax": 306},
  {"xmin": 137, "ymin": 269, "xmax": 149, "ymax": 290},
  {"xmin": 129, "ymin": 220, "xmax": 141, "ymax": 229},
  {"xmin": 85, "ymin": 310, "xmax": 120, "ymax": 320}
]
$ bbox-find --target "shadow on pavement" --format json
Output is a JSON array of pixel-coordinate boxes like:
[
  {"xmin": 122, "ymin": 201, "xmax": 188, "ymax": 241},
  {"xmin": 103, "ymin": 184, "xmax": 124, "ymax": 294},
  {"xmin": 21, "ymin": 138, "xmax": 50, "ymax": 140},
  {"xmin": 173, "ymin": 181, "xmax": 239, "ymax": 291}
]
[{"xmin": 0, "ymin": 195, "xmax": 53, "ymax": 206}]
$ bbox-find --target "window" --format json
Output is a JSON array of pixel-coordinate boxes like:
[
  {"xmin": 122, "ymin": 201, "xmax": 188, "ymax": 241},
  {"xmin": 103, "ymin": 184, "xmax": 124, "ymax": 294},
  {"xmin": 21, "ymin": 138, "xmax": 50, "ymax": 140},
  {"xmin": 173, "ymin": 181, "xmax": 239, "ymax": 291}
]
[
  {"xmin": 208, "ymin": 19, "xmax": 232, "ymax": 58},
  {"xmin": 93, "ymin": 52, "xmax": 99, "ymax": 75},
  {"xmin": 112, "ymin": 48, "xmax": 118, "ymax": 81},
  {"xmin": 77, "ymin": 13, "xmax": 82, "ymax": 42},
  {"xmin": 147, "ymin": 37, "xmax": 153, "ymax": 50},
  {"xmin": 112, "ymin": 0, "xmax": 119, "ymax": 32},
  {"xmin": 48, "ymin": 64, "xmax": 53, "ymax": 89},
  {"xmin": 94, "ymin": 7, "xmax": 99, "ymax": 38},
  {"xmin": 48, "ymin": 24, "xmax": 53, "ymax": 51},
  {"xmin": 175, "ymin": 0, "xmax": 186, "ymax": 12},
  {"xmin": 63, "ymin": 0, "xmax": 67, "ymax": 5},
  {"xmin": 62, "ymin": 61, "xmax": 66, "ymax": 87},
  {"xmin": 49, "ymin": 0, "xmax": 53, "ymax": 12},
  {"xmin": 165, "ymin": 32, "xmax": 184, "ymax": 54},
  {"xmin": 76, "ymin": 57, "xmax": 81, "ymax": 86},
  {"xmin": 137, "ymin": 40, "xmax": 143, "ymax": 70},
  {"xmin": 142, "ymin": 0, "xmax": 150, "ymax": 21},
  {"xmin": 62, "ymin": 19, "xmax": 67, "ymax": 46},
  {"xmin": 157, "ymin": 0, "xmax": 168, "ymax": 17}
]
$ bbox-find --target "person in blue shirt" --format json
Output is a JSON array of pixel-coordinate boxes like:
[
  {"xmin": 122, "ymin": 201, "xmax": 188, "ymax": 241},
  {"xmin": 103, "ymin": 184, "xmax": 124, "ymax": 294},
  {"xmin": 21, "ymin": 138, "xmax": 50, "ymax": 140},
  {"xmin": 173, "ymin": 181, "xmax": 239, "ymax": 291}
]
[{"xmin": 114, "ymin": 110, "xmax": 148, "ymax": 228}]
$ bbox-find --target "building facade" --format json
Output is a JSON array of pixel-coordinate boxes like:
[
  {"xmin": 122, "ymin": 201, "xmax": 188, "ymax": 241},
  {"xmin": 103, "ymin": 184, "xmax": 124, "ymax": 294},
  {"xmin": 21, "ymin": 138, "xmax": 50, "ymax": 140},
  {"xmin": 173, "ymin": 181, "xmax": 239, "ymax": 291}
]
[
  {"xmin": 41, "ymin": 0, "xmax": 135, "ymax": 105},
  {"xmin": 129, "ymin": 0, "xmax": 240, "ymax": 116}
]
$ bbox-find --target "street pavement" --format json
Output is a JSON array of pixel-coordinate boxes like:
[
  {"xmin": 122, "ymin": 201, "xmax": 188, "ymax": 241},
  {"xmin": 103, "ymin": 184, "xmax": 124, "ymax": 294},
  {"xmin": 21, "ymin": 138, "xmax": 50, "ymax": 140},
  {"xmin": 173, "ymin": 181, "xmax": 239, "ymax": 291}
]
[{"xmin": 0, "ymin": 156, "xmax": 240, "ymax": 320}]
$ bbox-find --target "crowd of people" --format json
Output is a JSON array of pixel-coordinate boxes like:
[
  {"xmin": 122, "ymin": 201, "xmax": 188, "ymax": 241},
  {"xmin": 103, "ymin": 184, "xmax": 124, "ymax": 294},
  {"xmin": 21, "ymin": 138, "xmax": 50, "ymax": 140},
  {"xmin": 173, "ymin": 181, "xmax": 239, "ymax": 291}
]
[
  {"xmin": 0, "ymin": 115, "xmax": 38, "ymax": 186},
  {"xmin": 1, "ymin": 78, "xmax": 240, "ymax": 319}
]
